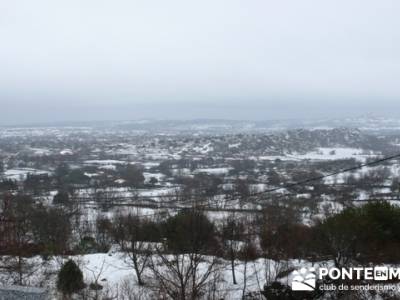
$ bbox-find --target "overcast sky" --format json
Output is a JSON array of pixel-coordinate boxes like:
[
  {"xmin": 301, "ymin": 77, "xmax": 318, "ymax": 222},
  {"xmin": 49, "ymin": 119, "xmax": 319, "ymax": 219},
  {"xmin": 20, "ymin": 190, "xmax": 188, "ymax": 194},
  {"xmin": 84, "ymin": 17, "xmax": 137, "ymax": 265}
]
[{"xmin": 1, "ymin": 0, "xmax": 400, "ymax": 124}]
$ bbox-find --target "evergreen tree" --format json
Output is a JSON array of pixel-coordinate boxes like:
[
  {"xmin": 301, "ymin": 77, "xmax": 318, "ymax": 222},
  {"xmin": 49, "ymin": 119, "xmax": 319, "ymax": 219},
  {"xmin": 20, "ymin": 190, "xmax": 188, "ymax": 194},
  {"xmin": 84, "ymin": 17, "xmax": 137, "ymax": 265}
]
[{"xmin": 57, "ymin": 260, "xmax": 85, "ymax": 295}]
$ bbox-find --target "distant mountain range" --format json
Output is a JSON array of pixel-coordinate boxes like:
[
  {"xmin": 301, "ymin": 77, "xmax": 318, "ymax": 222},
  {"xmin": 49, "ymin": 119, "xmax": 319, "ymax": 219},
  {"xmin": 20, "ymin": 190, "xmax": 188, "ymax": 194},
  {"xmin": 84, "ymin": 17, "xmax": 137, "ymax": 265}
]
[{"xmin": 3, "ymin": 116, "xmax": 400, "ymax": 134}]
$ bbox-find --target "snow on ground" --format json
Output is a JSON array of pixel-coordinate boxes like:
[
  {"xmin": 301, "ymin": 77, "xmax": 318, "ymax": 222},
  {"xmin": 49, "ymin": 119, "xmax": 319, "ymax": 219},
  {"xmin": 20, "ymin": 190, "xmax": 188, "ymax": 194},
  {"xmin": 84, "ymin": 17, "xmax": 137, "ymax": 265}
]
[
  {"xmin": 0, "ymin": 252, "xmax": 283, "ymax": 299},
  {"xmin": 2, "ymin": 168, "xmax": 51, "ymax": 181},
  {"xmin": 84, "ymin": 160, "xmax": 127, "ymax": 165},
  {"xmin": 60, "ymin": 149, "xmax": 74, "ymax": 155},
  {"xmin": 258, "ymin": 147, "xmax": 378, "ymax": 162},
  {"xmin": 29, "ymin": 147, "xmax": 52, "ymax": 156},
  {"xmin": 138, "ymin": 187, "xmax": 180, "ymax": 198},
  {"xmin": 75, "ymin": 186, "xmax": 180, "ymax": 202},
  {"xmin": 76, "ymin": 187, "xmax": 131, "ymax": 196},
  {"xmin": 83, "ymin": 205, "xmax": 163, "ymax": 223},
  {"xmin": 144, "ymin": 151, "xmax": 181, "ymax": 160},
  {"xmin": 324, "ymin": 165, "xmax": 383, "ymax": 185},
  {"xmin": 249, "ymin": 183, "xmax": 268, "ymax": 193},
  {"xmin": 84, "ymin": 172, "xmax": 100, "ymax": 178},
  {"xmin": 170, "ymin": 168, "xmax": 191, "ymax": 176},
  {"xmin": 143, "ymin": 172, "xmax": 165, "ymax": 183},
  {"xmin": 3, "ymin": 252, "xmax": 365, "ymax": 299},
  {"xmin": 229, "ymin": 142, "xmax": 241, "ymax": 148},
  {"xmin": 107, "ymin": 144, "xmax": 137, "ymax": 155},
  {"xmin": 318, "ymin": 198, "xmax": 344, "ymax": 215},
  {"xmin": 141, "ymin": 162, "xmax": 160, "ymax": 169},
  {"xmin": 357, "ymin": 191, "xmax": 369, "ymax": 201},
  {"xmin": 194, "ymin": 167, "xmax": 232, "ymax": 175},
  {"xmin": 257, "ymin": 155, "xmax": 292, "ymax": 161},
  {"xmin": 292, "ymin": 147, "xmax": 375, "ymax": 161},
  {"xmin": 193, "ymin": 143, "xmax": 213, "ymax": 154},
  {"xmin": 99, "ymin": 165, "xmax": 118, "ymax": 170},
  {"xmin": 373, "ymin": 187, "xmax": 392, "ymax": 194}
]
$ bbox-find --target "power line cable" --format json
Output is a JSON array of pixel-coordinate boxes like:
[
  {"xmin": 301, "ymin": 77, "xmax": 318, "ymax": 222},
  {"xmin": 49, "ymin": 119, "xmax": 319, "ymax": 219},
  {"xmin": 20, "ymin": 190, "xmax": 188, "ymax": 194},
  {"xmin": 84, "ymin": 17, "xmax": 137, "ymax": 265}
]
[{"xmin": 82, "ymin": 152, "xmax": 400, "ymax": 220}]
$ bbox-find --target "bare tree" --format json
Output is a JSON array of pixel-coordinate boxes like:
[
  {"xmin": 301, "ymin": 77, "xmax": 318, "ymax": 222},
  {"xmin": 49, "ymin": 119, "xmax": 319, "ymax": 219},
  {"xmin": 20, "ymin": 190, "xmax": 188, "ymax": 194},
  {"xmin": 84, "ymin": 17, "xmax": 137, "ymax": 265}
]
[
  {"xmin": 221, "ymin": 213, "xmax": 245, "ymax": 285},
  {"xmin": 148, "ymin": 208, "xmax": 221, "ymax": 300},
  {"xmin": 111, "ymin": 212, "xmax": 155, "ymax": 286},
  {"xmin": 149, "ymin": 251, "xmax": 221, "ymax": 300},
  {"xmin": 85, "ymin": 258, "xmax": 107, "ymax": 300},
  {"xmin": 0, "ymin": 194, "xmax": 40, "ymax": 285},
  {"xmin": 117, "ymin": 277, "xmax": 148, "ymax": 300}
]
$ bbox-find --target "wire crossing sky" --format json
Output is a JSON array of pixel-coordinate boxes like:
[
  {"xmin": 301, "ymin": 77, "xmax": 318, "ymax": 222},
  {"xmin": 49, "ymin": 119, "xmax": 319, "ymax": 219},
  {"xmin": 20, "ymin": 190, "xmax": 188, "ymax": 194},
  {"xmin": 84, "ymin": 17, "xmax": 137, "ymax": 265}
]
[{"xmin": 1, "ymin": 0, "xmax": 400, "ymax": 123}]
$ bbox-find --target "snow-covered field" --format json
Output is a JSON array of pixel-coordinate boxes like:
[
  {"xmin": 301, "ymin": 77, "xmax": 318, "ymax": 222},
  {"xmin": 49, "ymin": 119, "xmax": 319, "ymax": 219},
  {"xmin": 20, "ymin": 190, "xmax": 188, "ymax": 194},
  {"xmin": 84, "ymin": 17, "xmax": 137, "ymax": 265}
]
[
  {"xmin": 0, "ymin": 252, "xmax": 307, "ymax": 299},
  {"xmin": 194, "ymin": 167, "xmax": 232, "ymax": 175},
  {"xmin": 2, "ymin": 125, "xmax": 400, "ymax": 299},
  {"xmin": 291, "ymin": 147, "xmax": 374, "ymax": 161},
  {"xmin": 2, "ymin": 168, "xmax": 51, "ymax": 181},
  {"xmin": 8, "ymin": 250, "xmax": 397, "ymax": 299},
  {"xmin": 258, "ymin": 147, "xmax": 378, "ymax": 162}
]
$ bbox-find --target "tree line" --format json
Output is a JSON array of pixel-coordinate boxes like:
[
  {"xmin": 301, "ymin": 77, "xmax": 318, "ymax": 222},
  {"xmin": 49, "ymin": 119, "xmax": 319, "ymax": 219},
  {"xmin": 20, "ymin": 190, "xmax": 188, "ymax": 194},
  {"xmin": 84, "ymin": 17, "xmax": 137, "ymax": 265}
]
[{"xmin": 2, "ymin": 191, "xmax": 400, "ymax": 298}]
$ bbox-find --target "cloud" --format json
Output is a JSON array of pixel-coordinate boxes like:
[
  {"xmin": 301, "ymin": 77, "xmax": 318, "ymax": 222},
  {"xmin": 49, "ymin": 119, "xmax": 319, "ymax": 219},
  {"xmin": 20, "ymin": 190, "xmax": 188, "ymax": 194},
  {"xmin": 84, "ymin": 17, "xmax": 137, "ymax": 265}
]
[{"xmin": 0, "ymin": 0, "xmax": 399, "ymax": 123}]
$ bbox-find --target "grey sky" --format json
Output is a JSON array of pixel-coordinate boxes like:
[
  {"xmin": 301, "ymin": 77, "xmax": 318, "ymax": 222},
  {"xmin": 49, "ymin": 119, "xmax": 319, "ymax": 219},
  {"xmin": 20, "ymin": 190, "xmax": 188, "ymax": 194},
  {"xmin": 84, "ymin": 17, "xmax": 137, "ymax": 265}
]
[{"xmin": 1, "ymin": 0, "xmax": 400, "ymax": 124}]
